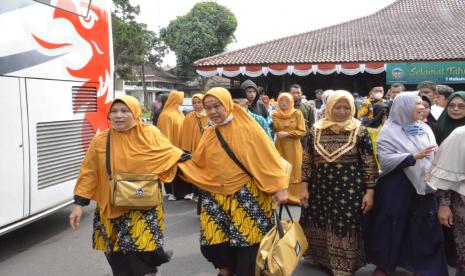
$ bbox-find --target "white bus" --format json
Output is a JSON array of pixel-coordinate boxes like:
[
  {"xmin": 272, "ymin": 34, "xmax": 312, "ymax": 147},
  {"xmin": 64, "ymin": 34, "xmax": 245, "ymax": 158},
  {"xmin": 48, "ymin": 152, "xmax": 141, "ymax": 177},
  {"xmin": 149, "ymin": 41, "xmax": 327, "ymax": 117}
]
[{"xmin": 0, "ymin": 0, "xmax": 113, "ymax": 234}]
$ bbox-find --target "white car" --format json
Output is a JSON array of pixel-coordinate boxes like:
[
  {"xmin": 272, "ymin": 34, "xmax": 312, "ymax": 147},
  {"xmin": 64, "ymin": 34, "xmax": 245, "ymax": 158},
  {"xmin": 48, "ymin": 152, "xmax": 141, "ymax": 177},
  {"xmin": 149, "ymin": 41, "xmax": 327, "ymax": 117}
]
[{"xmin": 182, "ymin": 97, "xmax": 193, "ymax": 114}]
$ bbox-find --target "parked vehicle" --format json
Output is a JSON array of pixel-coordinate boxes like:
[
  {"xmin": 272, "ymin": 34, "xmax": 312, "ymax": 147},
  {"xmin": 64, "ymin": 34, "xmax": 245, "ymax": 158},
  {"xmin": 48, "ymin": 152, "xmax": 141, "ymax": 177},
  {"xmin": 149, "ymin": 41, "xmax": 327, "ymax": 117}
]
[
  {"xmin": 0, "ymin": 0, "xmax": 113, "ymax": 235},
  {"xmin": 182, "ymin": 97, "xmax": 193, "ymax": 114}
]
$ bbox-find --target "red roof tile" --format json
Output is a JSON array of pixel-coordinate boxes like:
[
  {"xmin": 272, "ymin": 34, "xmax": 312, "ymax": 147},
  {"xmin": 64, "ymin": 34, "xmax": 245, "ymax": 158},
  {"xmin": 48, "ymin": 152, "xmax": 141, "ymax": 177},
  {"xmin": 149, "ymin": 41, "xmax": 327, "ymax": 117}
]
[{"xmin": 194, "ymin": 0, "xmax": 465, "ymax": 67}]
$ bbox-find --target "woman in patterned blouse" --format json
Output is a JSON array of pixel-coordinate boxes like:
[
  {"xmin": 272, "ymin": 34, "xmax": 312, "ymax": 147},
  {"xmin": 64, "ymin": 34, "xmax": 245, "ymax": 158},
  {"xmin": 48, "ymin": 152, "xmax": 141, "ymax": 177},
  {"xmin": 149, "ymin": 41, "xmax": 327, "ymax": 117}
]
[{"xmin": 299, "ymin": 90, "xmax": 378, "ymax": 276}]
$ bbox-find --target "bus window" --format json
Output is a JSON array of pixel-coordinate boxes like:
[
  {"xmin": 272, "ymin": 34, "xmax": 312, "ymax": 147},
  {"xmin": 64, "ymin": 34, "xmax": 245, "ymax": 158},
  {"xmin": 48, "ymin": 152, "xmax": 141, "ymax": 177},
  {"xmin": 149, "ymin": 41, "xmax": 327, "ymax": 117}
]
[{"xmin": 33, "ymin": 0, "xmax": 91, "ymax": 18}]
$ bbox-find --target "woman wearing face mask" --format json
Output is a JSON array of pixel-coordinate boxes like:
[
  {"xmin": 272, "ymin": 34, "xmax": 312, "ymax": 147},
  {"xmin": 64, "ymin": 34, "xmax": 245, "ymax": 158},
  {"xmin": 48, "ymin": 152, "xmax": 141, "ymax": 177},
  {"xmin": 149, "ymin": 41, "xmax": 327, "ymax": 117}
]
[
  {"xmin": 365, "ymin": 92, "xmax": 447, "ymax": 276},
  {"xmin": 158, "ymin": 90, "xmax": 193, "ymax": 201},
  {"xmin": 272, "ymin": 92, "xmax": 306, "ymax": 205},
  {"xmin": 367, "ymin": 103, "xmax": 389, "ymax": 170},
  {"xmin": 177, "ymin": 87, "xmax": 288, "ymax": 276},
  {"xmin": 299, "ymin": 90, "xmax": 378, "ymax": 275},
  {"xmin": 69, "ymin": 95, "xmax": 186, "ymax": 276}
]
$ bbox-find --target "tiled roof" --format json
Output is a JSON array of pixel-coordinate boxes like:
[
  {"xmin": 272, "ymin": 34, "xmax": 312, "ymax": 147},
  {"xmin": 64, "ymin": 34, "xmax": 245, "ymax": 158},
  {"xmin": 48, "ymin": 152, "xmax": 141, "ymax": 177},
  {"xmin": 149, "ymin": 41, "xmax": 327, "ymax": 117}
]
[
  {"xmin": 194, "ymin": 0, "xmax": 465, "ymax": 67},
  {"xmin": 135, "ymin": 66, "xmax": 182, "ymax": 83}
]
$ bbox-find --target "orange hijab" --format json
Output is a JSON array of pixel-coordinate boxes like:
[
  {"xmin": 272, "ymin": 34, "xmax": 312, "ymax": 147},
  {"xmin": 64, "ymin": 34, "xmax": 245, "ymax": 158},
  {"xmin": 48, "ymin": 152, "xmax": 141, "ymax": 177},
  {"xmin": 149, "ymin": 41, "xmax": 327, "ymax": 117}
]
[
  {"xmin": 74, "ymin": 95, "xmax": 183, "ymax": 219},
  {"xmin": 157, "ymin": 90, "xmax": 185, "ymax": 147},
  {"xmin": 274, "ymin": 92, "xmax": 297, "ymax": 119},
  {"xmin": 180, "ymin": 93, "xmax": 208, "ymax": 153},
  {"xmin": 178, "ymin": 87, "xmax": 288, "ymax": 195}
]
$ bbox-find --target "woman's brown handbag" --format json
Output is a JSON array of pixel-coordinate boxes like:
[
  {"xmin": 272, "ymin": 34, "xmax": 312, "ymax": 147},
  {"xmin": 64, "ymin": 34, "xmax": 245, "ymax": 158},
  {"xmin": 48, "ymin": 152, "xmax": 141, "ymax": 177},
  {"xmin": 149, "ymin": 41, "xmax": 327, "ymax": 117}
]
[
  {"xmin": 255, "ymin": 205, "xmax": 308, "ymax": 276},
  {"xmin": 106, "ymin": 130, "xmax": 161, "ymax": 209}
]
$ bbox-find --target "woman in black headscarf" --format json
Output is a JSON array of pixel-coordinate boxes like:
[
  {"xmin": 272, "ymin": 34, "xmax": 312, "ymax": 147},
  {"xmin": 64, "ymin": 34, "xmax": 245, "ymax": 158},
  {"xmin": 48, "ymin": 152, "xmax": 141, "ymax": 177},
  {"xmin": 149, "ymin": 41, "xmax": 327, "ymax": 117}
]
[
  {"xmin": 436, "ymin": 91, "xmax": 465, "ymax": 145},
  {"xmin": 435, "ymin": 91, "xmax": 465, "ymax": 268}
]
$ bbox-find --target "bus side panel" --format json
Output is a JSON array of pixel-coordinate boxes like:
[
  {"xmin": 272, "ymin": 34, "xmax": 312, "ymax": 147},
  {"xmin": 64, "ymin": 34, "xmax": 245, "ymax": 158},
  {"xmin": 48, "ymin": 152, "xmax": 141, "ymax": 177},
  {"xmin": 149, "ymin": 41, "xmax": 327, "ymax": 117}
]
[
  {"xmin": 0, "ymin": 76, "xmax": 25, "ymax": 226},
  {"xmin": 0, "ymin": 1, "xmax": 113, "ymax": 227},
  {"xmin": 26, "ymin": 78, "xmax": 98, "ymax": 214}
]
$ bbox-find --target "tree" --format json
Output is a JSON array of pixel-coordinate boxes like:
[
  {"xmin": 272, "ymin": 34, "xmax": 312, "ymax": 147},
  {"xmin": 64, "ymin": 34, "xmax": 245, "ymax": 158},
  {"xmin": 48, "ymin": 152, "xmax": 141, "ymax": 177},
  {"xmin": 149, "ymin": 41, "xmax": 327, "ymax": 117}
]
[
  {"xmin": 160, "ymin": 2, "xmax": 237, "ymax": 81},
  {"xmin": 112, "ymin": 0, "xmax": 167, "ymax": 80}
]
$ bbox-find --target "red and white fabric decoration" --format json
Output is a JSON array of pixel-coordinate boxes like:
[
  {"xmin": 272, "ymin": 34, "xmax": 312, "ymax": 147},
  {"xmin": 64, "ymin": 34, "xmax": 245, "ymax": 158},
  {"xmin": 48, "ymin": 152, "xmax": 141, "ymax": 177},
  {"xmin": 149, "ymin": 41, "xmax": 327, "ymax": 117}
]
[{"xmin": 196, "ymin": 63, "xmax": 386, "ymax": 77}]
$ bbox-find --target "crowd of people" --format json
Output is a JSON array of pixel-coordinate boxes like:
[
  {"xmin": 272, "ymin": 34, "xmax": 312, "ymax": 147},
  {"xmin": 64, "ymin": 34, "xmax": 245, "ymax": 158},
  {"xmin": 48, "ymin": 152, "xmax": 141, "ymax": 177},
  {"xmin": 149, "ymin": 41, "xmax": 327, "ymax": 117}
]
[{"xmin": 68, "ymin": 79, "xmax": 465, "ymax": 276}]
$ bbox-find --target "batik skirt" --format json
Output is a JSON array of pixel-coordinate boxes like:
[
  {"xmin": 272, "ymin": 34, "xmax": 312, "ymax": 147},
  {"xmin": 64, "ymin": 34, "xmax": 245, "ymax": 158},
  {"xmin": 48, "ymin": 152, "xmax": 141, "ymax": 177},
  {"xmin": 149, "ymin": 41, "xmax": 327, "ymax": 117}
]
[{"xmin": 92, "ymin": 205, "xmax": 164, "ymax": 253}]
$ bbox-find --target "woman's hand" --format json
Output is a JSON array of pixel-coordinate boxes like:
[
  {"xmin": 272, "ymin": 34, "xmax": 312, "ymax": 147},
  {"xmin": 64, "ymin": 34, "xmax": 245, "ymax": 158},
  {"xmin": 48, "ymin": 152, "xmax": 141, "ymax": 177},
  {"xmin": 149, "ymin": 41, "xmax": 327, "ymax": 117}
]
[
  {"xmin": 438, "ymin": 205, "xmax": 453, "ymax": 228},
  {"xmin": 361, "ymin": 189, "xmax": 374, "ymax": 214},
  {"xmin": 273, "ymin": 189, "xmax": 288, "ymax": 204},
  {"xmin": 69, "ymin": 205, "xmax": 83, "ymax": 231},
  {"xmin": 276, "ymin": 131, "xmax": 289, "ymax": 138},
  {"xmin": 300, "ymin": 182, "xmax": 309, "ymax": 208},
  {"xmin": 414, "ymin": 145, "xmax": 437, "ymax": 160}
]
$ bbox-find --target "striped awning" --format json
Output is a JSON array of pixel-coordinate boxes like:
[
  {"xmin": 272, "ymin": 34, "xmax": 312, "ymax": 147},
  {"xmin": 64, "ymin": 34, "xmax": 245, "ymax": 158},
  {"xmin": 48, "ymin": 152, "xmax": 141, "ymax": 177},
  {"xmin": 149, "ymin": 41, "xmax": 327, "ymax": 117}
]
[{"xmin": 196, "ymin": 63, "xmax": 386, "ymax": 78}]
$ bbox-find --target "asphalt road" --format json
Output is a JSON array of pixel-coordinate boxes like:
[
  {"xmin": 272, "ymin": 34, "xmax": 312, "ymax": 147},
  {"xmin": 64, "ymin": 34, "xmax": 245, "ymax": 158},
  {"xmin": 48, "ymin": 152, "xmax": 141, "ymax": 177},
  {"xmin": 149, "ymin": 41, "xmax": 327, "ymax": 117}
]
[{"xmin": 0, "ymin": 200, "xmax": 454, "ymax": 276}]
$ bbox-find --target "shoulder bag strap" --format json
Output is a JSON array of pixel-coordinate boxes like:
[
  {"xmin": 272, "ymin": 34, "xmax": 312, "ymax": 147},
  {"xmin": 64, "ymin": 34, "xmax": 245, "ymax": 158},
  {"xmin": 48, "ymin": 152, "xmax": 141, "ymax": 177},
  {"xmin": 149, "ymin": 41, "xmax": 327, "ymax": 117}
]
[
  {"xmin": 214, "ymin": 127, "xmax": 252, "ymax": 178},
  {"xmin": 106, "ymin": 130, "xmax": 112, "ymax": 180}
]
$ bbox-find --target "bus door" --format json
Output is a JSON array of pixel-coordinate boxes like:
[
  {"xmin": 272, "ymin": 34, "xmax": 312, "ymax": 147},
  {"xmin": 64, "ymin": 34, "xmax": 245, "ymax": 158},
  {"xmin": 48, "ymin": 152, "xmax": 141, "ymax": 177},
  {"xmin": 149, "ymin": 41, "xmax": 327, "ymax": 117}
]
[{"xmin": 0, "ymin": 76, "xmax": 26, "ymax": 226}]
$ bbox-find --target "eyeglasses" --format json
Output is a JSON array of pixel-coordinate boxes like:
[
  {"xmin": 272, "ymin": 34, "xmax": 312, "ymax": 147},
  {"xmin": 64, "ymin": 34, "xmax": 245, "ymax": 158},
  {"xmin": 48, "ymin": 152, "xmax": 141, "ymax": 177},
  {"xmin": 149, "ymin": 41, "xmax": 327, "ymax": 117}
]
[{"xmin": 447, "ymin": 104, "xmax": 465, "ymax": 110}]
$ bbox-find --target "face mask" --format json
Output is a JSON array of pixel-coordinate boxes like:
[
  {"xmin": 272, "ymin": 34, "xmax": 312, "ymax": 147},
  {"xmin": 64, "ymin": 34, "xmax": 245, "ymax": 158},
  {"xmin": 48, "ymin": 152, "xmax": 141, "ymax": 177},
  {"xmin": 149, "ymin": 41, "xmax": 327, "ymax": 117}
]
[{"xmin": 372, "ymin": 93, "xmax": 383, "ymax": 100}]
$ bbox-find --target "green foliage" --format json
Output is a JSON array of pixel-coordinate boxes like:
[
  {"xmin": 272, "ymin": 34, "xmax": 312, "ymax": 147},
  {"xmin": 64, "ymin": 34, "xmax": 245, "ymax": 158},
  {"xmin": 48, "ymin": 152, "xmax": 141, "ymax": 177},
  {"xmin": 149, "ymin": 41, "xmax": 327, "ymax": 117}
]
[
  {"xmin": 160, "ymin": 2, "xmax": 237, "ymax": 79},
  {"xmin": 112, "ymin": 0, "xmax": 167, "ymax": 80},
  {"xmin": 112, "ymin": 0, "xmax": 140, "ymax": 20}
]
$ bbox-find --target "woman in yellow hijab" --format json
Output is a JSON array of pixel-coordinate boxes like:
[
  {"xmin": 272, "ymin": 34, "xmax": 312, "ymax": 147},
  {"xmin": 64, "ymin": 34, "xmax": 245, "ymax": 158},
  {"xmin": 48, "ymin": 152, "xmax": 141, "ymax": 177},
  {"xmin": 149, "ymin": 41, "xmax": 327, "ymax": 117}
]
[
  {"xmin": 178, "ymin": 87, "xmax": 288, "ymax": 276},
  {"xmin": 272, "ymin": 92, "xmax": 306, "ymax": 204},
  {"xmin": 158, "ymin": 90, "xmax": 193, "ymax": 200},
  {"xmin": 299, "ymin": 90, "xmax": 378, "ymax": 275},
  {"xmin": 69, "ymin": 95, "xmax": 185, "ymax": 275},
  {"xmin": 157, "ymin": 90, "xmax": 185, "ymax": 147},
  {"xmin": 180, "ymin": 93, "xmax": 209, "ymax": 153}
]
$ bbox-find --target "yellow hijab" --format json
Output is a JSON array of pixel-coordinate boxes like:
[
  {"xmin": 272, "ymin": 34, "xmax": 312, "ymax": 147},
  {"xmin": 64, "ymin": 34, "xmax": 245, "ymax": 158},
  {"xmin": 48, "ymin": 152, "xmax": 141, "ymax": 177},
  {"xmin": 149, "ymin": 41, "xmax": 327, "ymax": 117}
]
[
  {"xmin": 314, "ymin": 90, "xmax": 360, "ymax": 133},
  {"xmin": 180, "ymin": 93, "xmax": 208, "ymax": 153},
  {"xmin": 192, "ymin": 93, "xmax": 207, "ymax": 117},
  {"xmin": 275, "ymin": 92, "xmax": 297, "ymax": 119},
  {"xmin": 178, "ymin": 87, "xmax": 288, "ymax": 195},
  {"xmin": 74, "ymin": 95, "xmax": 183, "ymax": 219},
  {"xmin": 157, "ymin": 90, "xmax": 185, "ymax": 147}
]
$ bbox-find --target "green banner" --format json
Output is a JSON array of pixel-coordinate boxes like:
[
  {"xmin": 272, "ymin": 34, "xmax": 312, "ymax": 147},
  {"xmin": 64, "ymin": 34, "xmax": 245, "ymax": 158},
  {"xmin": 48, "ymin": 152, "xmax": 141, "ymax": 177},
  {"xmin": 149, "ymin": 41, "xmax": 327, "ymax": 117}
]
[{"xmin": 386, "ymin": 61, "xmax": 465, "ymax": 84}]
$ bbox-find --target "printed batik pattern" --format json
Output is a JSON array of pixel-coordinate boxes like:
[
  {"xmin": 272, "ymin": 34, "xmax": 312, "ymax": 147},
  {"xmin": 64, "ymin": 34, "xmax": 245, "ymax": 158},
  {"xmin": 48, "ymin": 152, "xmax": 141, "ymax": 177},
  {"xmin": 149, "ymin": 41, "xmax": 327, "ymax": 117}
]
[
  {"xmin": 92, "ymin": 205, "xmax": 164, "ymax": 253},
  {"xmin": 200, "ymin": 179, "xmax": 274, "ymax": 247},
  {"xmin": 440, "ymin": 190, "xmax": 465, "ymax": 273},
  {"xmin": 299, "ymin": 126, "xmax": 378, "ymax": 275}
]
